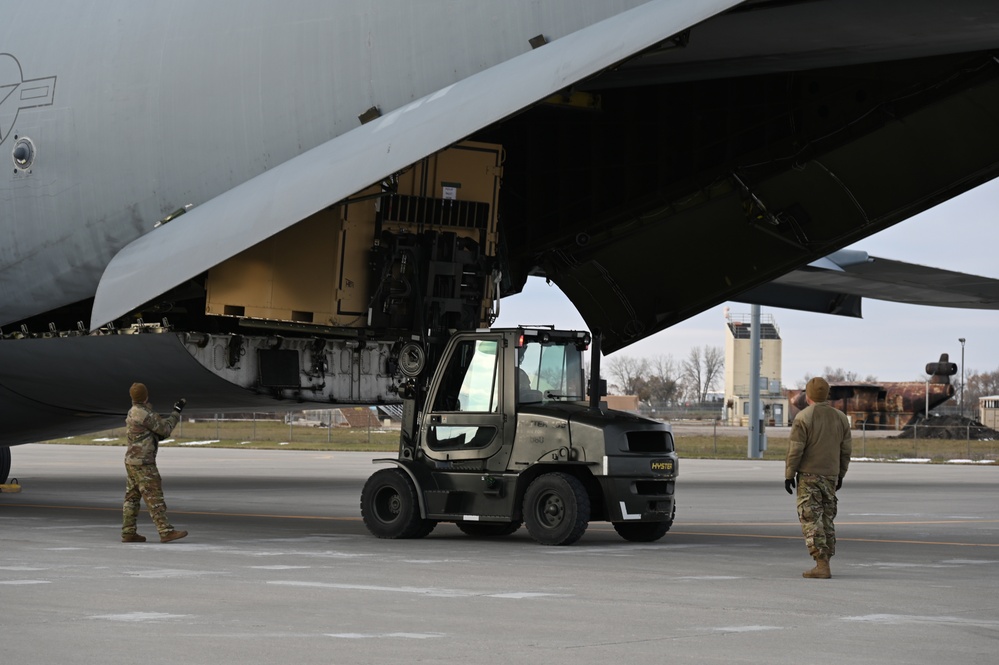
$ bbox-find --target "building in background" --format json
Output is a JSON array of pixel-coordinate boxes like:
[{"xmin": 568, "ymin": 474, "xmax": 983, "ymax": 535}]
[
  {"xmin": 723, "ymin": 310, "xmax": 789, "ymax": 427},
  {"xmin": 603, "ymin": 395, "xmax": 642, "ymax": 414},
  {"xmin": 980, "ymin": 396, "xmax": 999, "ymax": 429}
]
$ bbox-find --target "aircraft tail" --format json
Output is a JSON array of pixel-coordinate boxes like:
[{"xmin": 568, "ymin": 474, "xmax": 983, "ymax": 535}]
[{"xmin": 925, "ymin": 354, "xmax": 958, "ymax": 384}]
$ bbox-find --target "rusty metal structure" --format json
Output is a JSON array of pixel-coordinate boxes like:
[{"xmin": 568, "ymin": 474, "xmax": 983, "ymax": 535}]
[{"xmin": 788, "ymin": 354, "xmax": 957, "ymax": 430}]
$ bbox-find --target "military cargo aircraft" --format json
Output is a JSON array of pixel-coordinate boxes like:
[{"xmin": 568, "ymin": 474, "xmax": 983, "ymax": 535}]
[{"xmin": 4, "ymin": 0, "xmax": 999, "ymax": 482}]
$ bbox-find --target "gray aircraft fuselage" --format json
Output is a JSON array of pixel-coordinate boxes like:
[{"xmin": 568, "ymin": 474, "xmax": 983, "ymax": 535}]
[
  {"xmin": 0, "ymin": 0, "xmax": 652, "ymax": 326},
  {"xmin": 3, "ymin": 0, "xmax": 999, "ymax": 454}
]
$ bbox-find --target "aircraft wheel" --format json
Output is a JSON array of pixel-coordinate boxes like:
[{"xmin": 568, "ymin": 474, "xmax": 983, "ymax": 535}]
[
  {"xmin": 456, "ymin": 520, "xmax": 522, "ymax": 538},
  {"xmin": 0, "ymin": 446, "xmax": 10, "ymax": 484},
  {"xmin": 523, "ymin": 472, "xmax": 590, "ymax": 546},
  {"xmin": 360, "ymin": 468, "xmax": 431, "ymax": 539}
]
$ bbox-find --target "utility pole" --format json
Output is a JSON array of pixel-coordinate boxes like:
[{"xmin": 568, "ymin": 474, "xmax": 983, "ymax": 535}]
[
  {"xmin": 747, "ymin": 305, "xmax": 765, "ymax": 459},
  {"xmin": 958, "ymin": 338, "xmax": 966, "ymax": 418}
]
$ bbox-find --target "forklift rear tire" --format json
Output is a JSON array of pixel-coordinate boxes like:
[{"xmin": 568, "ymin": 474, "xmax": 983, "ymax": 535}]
[
  {"xmin": 360, "ymin": 468, "xmax": 434, "ymax": 539},
  {"xmin": 456, "ymin": 521, "xmax": 522, "ymax": 538},
  {"xmin": 523, "ymin": 472, "xmax": 590, "ymax": 546}
]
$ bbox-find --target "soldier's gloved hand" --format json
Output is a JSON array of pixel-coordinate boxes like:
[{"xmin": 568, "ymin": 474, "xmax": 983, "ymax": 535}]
[
  {"xmin": 173, "ymin": 398, "xmax": 187, "ymax": 413},
  {"xmin": 784, "ymin": 478, "xmax": 796, "ymax": 495},
  {"xmin": 836, "ymin": 476, "xmax": 843, "ymax": 491}
]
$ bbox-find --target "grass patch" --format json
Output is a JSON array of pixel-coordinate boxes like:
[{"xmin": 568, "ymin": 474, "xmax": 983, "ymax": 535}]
[
  {"xmin": 676, "ymin": 434, "xmax": 997, "ymax": 462},
  {"xmin": 37, "ymin": 422, "xmax": 997, "ymax": 462}
]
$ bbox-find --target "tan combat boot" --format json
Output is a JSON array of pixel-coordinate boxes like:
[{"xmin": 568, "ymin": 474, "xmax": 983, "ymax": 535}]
[
  {"xmin": 121, "ymin": 533, "xmax": 146, "ymax": 543},
  {"xmin": 160, "ymin": 530, "xmax": 188, "ymax": 543},
  {"xmin": 803, "ymin": 557, "xmax": 831, "ymax": 579}
]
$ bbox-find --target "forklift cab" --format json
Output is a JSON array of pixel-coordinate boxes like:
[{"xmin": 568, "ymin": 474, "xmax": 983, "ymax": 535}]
[{"xmin": 419, "ymin": 328, "xmax": 589, "ymax": 466}]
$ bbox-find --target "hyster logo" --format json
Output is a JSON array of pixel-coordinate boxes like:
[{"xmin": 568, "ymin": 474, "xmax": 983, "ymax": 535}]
[{"xmin": 651, "ymin": 460, "xmax": 673, "ymax": 472}]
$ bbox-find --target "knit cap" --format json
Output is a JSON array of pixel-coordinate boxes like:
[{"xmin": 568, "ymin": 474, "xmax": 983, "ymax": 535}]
[
  {"xmin": 805, "ymin": 377, "xmax": 829, "ymax": 402},
  {"xmin": 129, "ymin": 382, "xmax": 148, "ymax": 403}
]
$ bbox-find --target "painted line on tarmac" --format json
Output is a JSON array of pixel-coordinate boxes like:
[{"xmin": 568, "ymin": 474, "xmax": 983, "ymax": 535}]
[
  {"xmin": 2, "ymin": 503, "xmax": 358, "ymax": 521},
  {"xmin": 670, "ymin": 530, "xmax": 999, "ymax": 547},
  {"xmin": 671, "ymin": 520, "xmax": 999, "ymax": 526},
  {"xmin": 9, "ymin": 503, "xmax": 998, "ymax": 547},
  {"xmin": 269, "ymin": 580, "xmax": 565, "ymax": 599}
]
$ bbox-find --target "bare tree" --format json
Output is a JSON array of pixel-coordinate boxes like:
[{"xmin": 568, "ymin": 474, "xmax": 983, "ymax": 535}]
[
  {"xmin": 824, "ymin": 367, "xmax": 859, "ymax": 382},
  {"xmin": 681, "ymin": 348, "xmax": 702, "ymax": 403},
  {"xmin": 965, "ymin": 367, "xmax": 999, "ymax": 409},
  {"xmin": 801, "ymin": 368, "xmax": 877, "ymax": 388},
  {"xmin": 645, "ymin": 354, "xmax": 682, "ymax": 406},
  {"xmin": 682, "ymin": 345, "xmax": 724, "ymax": 403},
  {"xmin": 702, "ymin": 346, "xmax": 724, "ymax": 400},
  {"xmin": 604, "ymin": 355, "xmax": 649, "ymax": 396}
]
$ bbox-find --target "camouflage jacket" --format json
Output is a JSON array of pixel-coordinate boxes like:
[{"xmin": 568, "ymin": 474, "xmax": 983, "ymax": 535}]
[
  {"xmin": 124, "ymin": 402, "xmax": 180, "ymax": 466},
  {"xmin": 786, "ymin": 401, "xmax": 852, "ymax": 480}
]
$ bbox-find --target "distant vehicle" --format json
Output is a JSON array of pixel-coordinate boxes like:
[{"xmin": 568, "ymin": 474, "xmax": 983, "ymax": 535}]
[{"xmin": 787, "ymin": 354, "xmax": 957, "ymax": 430}]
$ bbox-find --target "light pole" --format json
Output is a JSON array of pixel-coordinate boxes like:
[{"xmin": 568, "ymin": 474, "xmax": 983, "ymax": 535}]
[{"xmin": 958, "ymin": 337, "xmax": 966, "ymax": 418}]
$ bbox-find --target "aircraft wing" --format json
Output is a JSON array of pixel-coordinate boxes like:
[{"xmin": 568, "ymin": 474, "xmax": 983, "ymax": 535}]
[
  {"xmin": 89, "ymin": 0, "xmax": 743, "ymax": 333},
  {"xmin": 733, "ymin": 250, "xmax": 999, "ymax": 316}
]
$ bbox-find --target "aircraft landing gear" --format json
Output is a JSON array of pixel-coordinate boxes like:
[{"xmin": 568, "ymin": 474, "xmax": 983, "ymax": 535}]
[{"xmin": 0, "ymin": 447, "xmax": 10, "ymax": 484}]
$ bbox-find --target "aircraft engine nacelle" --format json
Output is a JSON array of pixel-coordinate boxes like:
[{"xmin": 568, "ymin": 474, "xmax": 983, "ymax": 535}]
[{"xmin": 925, "ymin": 353, "xmax": 958, "ymax": 382}]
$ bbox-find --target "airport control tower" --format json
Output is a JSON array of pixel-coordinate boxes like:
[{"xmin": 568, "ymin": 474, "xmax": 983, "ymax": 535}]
[{"xmin": 723, "ymin": 309, "xmax": 790, "ymax": 427}]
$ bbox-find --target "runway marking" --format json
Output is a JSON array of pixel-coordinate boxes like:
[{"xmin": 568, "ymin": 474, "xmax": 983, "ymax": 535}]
[
  {"xmin": 671, "ymin": 531, "xmax": 999, "ymax": 548},
  {"xmin": 0, "ymin": 566, "xmax": 48, "ymax": 571},
  {"xmin": 939, "ymin": 559, "xmax": 997, "ymax": 565},
  {"xmin": 402, "ymin": 559, "xmax": 471, "ymax": 564},
  {"xmin": 668, "ymin": 520, "xmax": 999, "ymax": 526},
  {"xmin": 3, "ymin": 503, "xmax": 356, "ymax": 521},
  {"xmin": 90, "ymin": 612, "xmax": 190, "ymax": 622},
  {"xmin": 125, "ymin": 568, "xmax": 224, "ymax": 579},
  {"xmin": 836, "ymin": 537, "xmax": 999, "ymax": 548},
  {"xmin": 711, "ymin": 625, "xmax": 781, "ymax": 633},
  {"xmin": 249, "ymin": 565, "xmax": 312, "ymax": 570},
  {"xmin": 0, "ymin": 580, "xmax": 51, "ymax": 585},
  {"xmin": 7, "ymin": 503, "xmax": 997, "ymax": 547},
  {"xmin": 325, "ymin": 632, "xmax": 445, "ymax": 640},
  {"xmin": 269, "ymin": 580, "xmax": 565, "ymax": 599},
  {"xmin": 842, "ymin": 614, "xmax": 999, "ymax": 628},
  {"xmin": 856, "ymin": 562, "xmax": 964, "ymax": 569},
  {"xmin": 677, "ymin": 576, "xmax": 743, "ymax": 580}
]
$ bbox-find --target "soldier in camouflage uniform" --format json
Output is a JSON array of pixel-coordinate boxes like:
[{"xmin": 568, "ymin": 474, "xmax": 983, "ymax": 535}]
[
  {"xmin": 122, "ymin": 382, "xmax": 189, "ymax": 544},
  {"xmin": 785, "ymin": 377, "xmax": 851, "ymax": 578}
]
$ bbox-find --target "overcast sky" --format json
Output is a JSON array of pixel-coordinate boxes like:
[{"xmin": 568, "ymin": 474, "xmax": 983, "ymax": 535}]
[{"xmin": 495, "ymin": 178, "xmax": 999, "ymax": 389}]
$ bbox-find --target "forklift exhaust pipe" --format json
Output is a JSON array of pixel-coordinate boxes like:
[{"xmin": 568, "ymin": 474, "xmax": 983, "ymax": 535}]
[{"xmin": 589, "ymin": 328, "xmax": 602, "ymax": 411}]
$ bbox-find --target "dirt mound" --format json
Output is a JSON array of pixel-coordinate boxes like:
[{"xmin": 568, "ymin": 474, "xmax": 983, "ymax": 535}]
[{"xmin": 893, "ymin": 414, "xmax": 999, "ymax": 440}]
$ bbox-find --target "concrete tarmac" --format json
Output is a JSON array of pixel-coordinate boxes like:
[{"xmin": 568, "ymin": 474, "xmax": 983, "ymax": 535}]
[{"xmin": 1, "ymin": 445, "xmax": 996, "ymax": 665}]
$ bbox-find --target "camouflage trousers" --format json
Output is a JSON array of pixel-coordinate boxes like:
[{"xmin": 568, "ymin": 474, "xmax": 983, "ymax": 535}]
[
  {"xmin": 796, "ymin": 473, "xmax": 838, "ymax": 559},
  {"xmin": 122, "ymin": 463, "xmax": 174, "ymax": 537}
]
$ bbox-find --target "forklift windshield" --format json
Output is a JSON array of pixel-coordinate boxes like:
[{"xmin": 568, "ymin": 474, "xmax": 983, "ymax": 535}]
[{"xmin": 517, "ymin": 335, "xmax": 586, "ymax": 404}]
